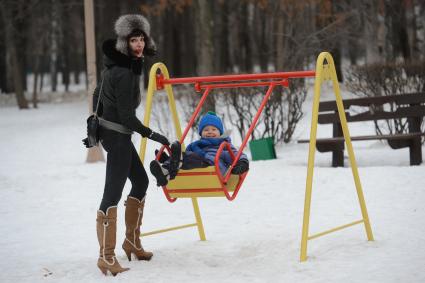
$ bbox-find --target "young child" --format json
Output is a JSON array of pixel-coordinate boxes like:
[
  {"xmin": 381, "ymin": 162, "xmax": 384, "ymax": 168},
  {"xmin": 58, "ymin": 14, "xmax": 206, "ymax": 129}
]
[{"xmin": 150, "ymin": 111, "xmax": 249, "ymax": 186}]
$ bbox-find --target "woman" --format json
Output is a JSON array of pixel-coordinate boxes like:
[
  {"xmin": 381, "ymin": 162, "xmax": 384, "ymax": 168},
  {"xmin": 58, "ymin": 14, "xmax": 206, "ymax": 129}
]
[{"xmin": 93, "ymin": 14, "xmax": 169, "ymax": 276}]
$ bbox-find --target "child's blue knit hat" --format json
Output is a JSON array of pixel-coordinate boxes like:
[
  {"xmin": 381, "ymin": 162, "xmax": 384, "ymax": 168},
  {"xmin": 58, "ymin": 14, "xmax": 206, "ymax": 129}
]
[{"xmin": 198, "ymin": 111, "xmax": 224, "ymax": 135}]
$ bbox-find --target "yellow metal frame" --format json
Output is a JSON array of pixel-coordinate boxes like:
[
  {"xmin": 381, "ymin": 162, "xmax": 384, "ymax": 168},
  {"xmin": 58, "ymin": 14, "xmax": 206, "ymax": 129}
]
[
  {"xmin": 139, "ymin": 54, "xmax": 373, "ymax": 259},
  {"xmin": 300, "ymin": 52, "xmax": 374, "ymax": 261},
  {"xmin": 138, "ymin": 63, "xmax": 206, "ymax": 241}
]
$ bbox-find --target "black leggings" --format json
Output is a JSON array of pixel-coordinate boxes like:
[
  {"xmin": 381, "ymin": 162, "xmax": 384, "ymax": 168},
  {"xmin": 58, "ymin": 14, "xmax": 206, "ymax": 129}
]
[{"xmin": 99, "ymin": 129, "xmax": 149, "ymax": 213}]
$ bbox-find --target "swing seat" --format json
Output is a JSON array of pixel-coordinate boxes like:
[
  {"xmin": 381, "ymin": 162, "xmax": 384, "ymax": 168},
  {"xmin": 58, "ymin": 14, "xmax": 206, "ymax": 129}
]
[
  {"xmin": 166, "ymin": 167, "xmax": 242, "ymax": 197},
  {"xmin": 158, "ymin": 142, "xmax": 248, "ymax": 202},
  {"xmin": 146, "ymin": 68, "xmax": 291, "ymax": 204}
]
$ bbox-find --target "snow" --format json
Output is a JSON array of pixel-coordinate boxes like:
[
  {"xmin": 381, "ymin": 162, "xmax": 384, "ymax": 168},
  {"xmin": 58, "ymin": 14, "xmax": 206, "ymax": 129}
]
[{"xmin": 1, "ymin": 85, "xmax": 424, "ymax": 283}]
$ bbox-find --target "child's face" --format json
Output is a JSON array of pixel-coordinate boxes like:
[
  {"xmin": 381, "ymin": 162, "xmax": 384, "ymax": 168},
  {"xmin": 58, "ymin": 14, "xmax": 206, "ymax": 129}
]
[{"xmin": 201, "ymin": 125, "xmax": 220, "ymax": 138}]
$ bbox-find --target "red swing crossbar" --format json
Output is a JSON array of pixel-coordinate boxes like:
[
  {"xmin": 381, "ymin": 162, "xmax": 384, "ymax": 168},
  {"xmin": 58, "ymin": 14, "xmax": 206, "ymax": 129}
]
[{"xmin": 155, "ymin": 71, "xmax": 315, "ymax": 202}]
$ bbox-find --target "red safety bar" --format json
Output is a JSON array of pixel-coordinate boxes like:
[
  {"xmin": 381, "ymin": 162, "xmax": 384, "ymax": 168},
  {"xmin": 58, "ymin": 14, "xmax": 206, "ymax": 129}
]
[{"xmin": 155, "ymin": 70, "xmax": 315, "ymax": 202}]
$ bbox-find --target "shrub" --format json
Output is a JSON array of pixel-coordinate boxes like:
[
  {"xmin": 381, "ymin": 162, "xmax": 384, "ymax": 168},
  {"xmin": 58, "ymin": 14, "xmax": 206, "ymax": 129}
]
[{"xmin": 222, "ymin": 80, "xmax": 307, "ymax": 144}]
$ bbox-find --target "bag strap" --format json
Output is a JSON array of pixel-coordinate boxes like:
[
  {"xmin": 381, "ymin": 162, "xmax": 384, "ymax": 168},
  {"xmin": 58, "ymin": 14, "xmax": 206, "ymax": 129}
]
[
  {"xmin": 93, "ymin": 70, "xmax": 106, "ymax": 117},
  {"xmin": 98, "ymin": 118, "xmax": 133, "ymax": 135}
]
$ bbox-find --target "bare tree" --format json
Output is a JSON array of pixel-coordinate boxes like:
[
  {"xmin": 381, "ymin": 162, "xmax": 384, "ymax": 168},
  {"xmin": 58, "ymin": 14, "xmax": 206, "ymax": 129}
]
[
  {"xmin": 419, "ymin": 1, "xmax": 425, "ymax": 58},
  {"xmin": 50, "ymin": 0, "xmax": 59, "ymax": 92},
  {"xmin": 223, "ymin": 87, "xmax": 263, "ymax": 142},
  {"xmin": 194, "ymin": 0, "xmax": 215, "ymax": 112},
  {"xmin": 29, "ymin": 1, "xmax": 51, "ymax": 108},
  {"xmin": 0, "ymin": 18, "xmax": 7, "ymax": 94},
  {"xmin": 0, "ymin": 0, "xmax": 29, "ymax": 109}
]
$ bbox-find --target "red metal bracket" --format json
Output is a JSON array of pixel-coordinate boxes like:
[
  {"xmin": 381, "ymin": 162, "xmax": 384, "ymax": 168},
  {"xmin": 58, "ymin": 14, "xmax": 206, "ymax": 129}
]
[{"xmin": 156, "ymin": 73, "xmax": 165, "ymax": 90}]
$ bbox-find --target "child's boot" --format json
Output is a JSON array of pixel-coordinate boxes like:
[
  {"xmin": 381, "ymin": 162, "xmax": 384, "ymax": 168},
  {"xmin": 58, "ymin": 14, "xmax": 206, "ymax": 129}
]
[
  {"xmin": 154, "ymin": 149, "xmax": 169, "ymax": 163},
  {"xmin": 169, "ymin": 141, "xmax": 183, "ymax": 179},
  {"xmin": 150, "ymin": 160, "xmax": 169, "ymax": 186}
]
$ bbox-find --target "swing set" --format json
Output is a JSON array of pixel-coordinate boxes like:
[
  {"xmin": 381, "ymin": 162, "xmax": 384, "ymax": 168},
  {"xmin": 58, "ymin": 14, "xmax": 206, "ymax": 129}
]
[{"xmin": 138, "ymin": 52, "xmax": 374, "ymax": 261}]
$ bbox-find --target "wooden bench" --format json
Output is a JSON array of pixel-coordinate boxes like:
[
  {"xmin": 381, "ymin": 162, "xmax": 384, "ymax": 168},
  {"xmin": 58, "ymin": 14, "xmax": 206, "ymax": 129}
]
[{"xmin": 298, "ymin": 93, "xmax": 425, "ymax": 167}]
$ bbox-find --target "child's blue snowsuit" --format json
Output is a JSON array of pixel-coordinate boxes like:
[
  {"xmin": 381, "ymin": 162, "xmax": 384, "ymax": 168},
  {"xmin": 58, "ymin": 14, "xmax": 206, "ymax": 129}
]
[{"xmin": 184, "ymin": 136, "xmax": 248, "ymax": 175}]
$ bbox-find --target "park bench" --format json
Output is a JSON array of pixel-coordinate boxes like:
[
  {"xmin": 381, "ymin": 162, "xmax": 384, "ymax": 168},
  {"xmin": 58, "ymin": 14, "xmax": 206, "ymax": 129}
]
[{"xmin": 298, "ymin": 92, "xmax": 425, "ymax": 167}]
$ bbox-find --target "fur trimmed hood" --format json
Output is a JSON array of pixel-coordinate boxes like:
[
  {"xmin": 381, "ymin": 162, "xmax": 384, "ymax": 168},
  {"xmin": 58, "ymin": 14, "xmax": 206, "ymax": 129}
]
[
  {"xmin": 102, "ymin": 39, "xmax": 143, "ymax": 75},
  {"xmin": 114, "ymin": 14, "xmax": 156, "ymax": 56}
]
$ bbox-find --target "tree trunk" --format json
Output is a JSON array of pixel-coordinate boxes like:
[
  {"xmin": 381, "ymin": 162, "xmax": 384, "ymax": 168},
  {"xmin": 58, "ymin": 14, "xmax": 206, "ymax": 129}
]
[
  {"xmin": 181, "ymin": 5, "xmax": 197, "ymax": 76},
  {"xmin": 60, "ymin": 3, "xmax": 71, "ymax": 92},
  {"xmin": 73, "ymin": 71, "xmax": 80, "ymax": 85},
  {"xmin": 1, "ymin": 0, "xmax": 28, "ymax": 108},
  {"xmin": 331, "ymin": 1, "xmax": 343, "ymax": 82},
  {"xmin": 245, "ymin": 2, "xmax": 257, "ymax": 72},
  {"xmin": 39, "ymin": 72, "xmax": 44, "ymax": 93},
  {"xmin": 50, "ymin": 0, "xmax": 59, "ymax": 92},
  {"xmin": 213, "ymin": 1, "xmax": 226, "ymax": 73},
  {"xmin": 163, "ymin": 8, "xmax": 178, "ymax": 75},
  {"xmin": 420, "ymin": 1, "xmax": 425, "ymax": 58},
  {"xmin": 32, "ymin": 55, "xmax": 40, "ymax": 108},
  {"xmin": 387, "ymin": 0, "xmax": 410, "ymax": 61},
  {"xmin": 5, "ymin": 43, "xmax": 15, "ymax": 93},
  {"xmin": 0, "ymin": 29, "xmax": 6, "ymax": 93},
  {"xmin": 275, "ymin": 1, "xmax": 285, "ymax": 71},
  {"xmin": 257, "ymin": 5, "xmax": 269, "ymax": 72},
  {"xmin": 10, "ymin": 42, "xmax": 28, "ymax": 108},
  {"xmin": 194, "ymin": 0, "xmax": 215, "ymax": 112},
  {"xmin": 364, "ymin": 0, "xmax": 382, "ymax": 63},
  {"xmin": 404, "ymin": 0, "xmax": 417, "ymax": 61},
  {"xmin": 84, "ymin": 0, "xmax": 104, "ymax": 163},
  {"xmin": 227, "ymin": 2, "xmax": 238, "ymax": 72},
  {"xmin": 332, "ymin": 47, "xmax": 343, "ymax": 82}
]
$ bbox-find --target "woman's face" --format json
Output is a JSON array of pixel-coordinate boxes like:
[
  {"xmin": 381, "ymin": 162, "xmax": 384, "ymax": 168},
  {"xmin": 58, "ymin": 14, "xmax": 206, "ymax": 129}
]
[{"xmin": 128, "ymin": 36, "xmax": 145, "ymax": 58}]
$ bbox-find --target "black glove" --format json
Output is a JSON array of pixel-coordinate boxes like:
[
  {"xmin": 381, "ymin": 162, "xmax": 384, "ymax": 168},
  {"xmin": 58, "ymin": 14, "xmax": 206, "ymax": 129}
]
[
  {"xmin": 149, "ymin": 131, "xmax": 170, "ymax": 146},
  {"xmin": 231, "ymin": 159, "xmax": 249, "ymax": 174},
  {"xmin": 82, "ymin": 138, "xmax": 91, "ymax": 148}
]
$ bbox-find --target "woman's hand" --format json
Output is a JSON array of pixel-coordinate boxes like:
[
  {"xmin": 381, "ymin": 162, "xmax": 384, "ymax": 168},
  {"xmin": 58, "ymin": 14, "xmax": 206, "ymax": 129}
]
[{"xmin": 148, "ymin": 131, "xmax": 170, "ymax": 146}]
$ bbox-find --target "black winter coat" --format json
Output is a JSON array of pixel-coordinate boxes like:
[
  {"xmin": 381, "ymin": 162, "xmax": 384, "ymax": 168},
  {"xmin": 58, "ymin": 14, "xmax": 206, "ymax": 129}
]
[{"xmin": 93, "ymin": 39, "xmax": 152, "ymax": 137}]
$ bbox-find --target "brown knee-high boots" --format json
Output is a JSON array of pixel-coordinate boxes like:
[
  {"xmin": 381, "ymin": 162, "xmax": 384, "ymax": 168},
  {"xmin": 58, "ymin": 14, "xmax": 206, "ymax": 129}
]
[
  {"xmin": 122, "ymin": 196, "xmax": 153, "ymax": 261},
  {"xmin": 96, "ymin": 206, "xmax": 129, "ymax": 276}
]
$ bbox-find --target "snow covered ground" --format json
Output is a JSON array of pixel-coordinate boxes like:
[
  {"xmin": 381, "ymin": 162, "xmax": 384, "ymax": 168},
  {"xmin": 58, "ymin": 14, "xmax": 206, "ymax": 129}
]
[{"xmin": 1, "ymin": 85, "xmax": 424, "ymax": 283}]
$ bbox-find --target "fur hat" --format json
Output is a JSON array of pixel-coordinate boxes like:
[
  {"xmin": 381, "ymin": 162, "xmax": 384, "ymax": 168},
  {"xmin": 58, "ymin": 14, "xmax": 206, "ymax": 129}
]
[
  {"xmin": 198, "ymin": 111, "xmax": 224, "ymax": 135},
  {"xmin": 114, "ymin": 14, "xmax": 156, "ymax": 56}
]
